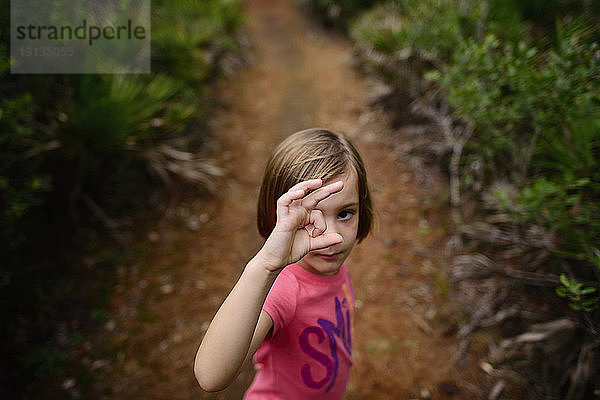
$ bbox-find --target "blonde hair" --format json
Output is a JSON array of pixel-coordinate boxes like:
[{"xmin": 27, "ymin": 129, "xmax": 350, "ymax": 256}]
[{"xmin": 257, "ymin": 128, "xmax": 373, "ymax": 242}]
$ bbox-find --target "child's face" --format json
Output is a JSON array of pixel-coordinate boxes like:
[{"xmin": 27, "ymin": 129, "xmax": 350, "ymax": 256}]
[{"xmin": 298, "ymin": 170, "xmax": 360, "ymax": 276}]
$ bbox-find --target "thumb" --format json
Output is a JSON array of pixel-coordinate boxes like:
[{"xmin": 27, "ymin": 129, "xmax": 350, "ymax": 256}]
[{"xmin": 308, "ymin": 233, "xmax": 343, "ymax": 252}]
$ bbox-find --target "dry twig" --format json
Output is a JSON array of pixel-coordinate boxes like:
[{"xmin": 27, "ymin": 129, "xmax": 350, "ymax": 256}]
[{"xmin": 411, "ymin": 92, "xmax": 473, "ymax": 225}]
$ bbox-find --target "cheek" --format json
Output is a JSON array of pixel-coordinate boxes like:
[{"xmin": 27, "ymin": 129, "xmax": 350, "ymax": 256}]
[{"xmin": 342, "ymin": 220, "xmax": 359, "ymax": 242}]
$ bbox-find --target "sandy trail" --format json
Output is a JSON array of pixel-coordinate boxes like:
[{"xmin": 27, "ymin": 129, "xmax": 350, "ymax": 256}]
[{"xmin": 102, "ymin": 1, "xmax": 483, "ymax": 399}]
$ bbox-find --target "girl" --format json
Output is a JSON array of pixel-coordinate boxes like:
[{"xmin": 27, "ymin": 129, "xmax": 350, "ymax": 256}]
[{"xmin": 194, "ymin": 128, "xmax": 373, "ymax": 399}]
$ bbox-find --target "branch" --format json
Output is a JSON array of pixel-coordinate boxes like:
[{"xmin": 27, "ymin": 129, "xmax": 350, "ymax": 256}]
[
  {"xmin": 81, "ymin": 194, "xmax": 129, "ymax": 249},
  {"xmin": 412, "ymin": 93, "xmax": 473, "ymax": 224}
]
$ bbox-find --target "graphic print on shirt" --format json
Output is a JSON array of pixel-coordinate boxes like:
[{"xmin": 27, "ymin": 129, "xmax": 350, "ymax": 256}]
[{"xmin": 298, "ymin": 284, "xmax": 353, "ymax": 393}]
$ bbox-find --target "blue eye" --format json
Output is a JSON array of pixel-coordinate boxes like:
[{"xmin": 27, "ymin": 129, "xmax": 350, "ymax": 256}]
[{"xmin": 338, "ymin": 210, "xmax": 355, "ymax": 221}]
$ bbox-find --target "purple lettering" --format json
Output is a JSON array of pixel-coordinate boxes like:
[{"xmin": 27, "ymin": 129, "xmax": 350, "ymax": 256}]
[
  {"xmin": 299, "ymin": 326, "xmax": 333, "ymax": 389},
  {"xmin": 317, "ymin": 297, "xmax": 347, "ymax": 392},
  {"xmin": 299, "ymin": 297, "xmax": 353, "ymax": 393}
]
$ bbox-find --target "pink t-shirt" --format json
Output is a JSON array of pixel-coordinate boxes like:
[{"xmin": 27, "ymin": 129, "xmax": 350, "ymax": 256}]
[{"xmin": 244, "ymin": 263, "xmax": 355, "ymax": 400}]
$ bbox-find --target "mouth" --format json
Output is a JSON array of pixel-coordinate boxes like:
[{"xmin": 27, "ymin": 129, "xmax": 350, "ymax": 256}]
[{"xmin": 315, "ymin": 252, "xmax": 342, "ymax": 261}]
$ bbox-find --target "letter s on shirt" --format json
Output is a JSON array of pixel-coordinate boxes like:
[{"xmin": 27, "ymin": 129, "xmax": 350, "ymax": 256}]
[{"xmin": 298, "ymin": 326, "xmax": 333, "ymax": 389}]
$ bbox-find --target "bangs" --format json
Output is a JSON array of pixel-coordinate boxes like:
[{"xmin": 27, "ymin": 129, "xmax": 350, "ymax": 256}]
[{"xmin": 288, "ymin": 151, "xmax": 349, "ymax": 184}]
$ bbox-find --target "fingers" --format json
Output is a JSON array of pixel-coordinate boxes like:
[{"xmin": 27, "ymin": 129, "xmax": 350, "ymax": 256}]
[
  {"xmin": 309, "ymin": 233, "xmax": 343, "ymax": 251},
  {"xmin": 276, "ymin": 178, "xmax": 344, "ymax": 215},
  {"xmin": 308, "ymin": 209, "xmax": 326, "ymax": 237},
  {"xmin": 301, "ymin": 180, "xmax": 344, "ymax": 210},
  {"xmin": 276, "ymin": 188, "xmax": 305, "ymax": 209},
  {"xmin": 276, "ymin": 179, "xmax": 323, "ymax": 209},
  {"xmin": 288, "ymin": 178, "xmax": 323, "ymax": 193}
]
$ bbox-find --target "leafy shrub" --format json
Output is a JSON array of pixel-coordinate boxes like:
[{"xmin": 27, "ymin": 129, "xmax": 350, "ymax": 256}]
[
  {"xmin": 353, "ymin": 0, "xmax": 482, "ymax": 63},
  {"xmin": 0, "ymin": 91, "xmax": 40, "ymax": 250},
  {"xmin": 556, "ymin": 274, "xmax": 598, "ymax": 312},
  {"xmin": 152, "ymin": 0, "xmax": 244, "ymax": 85},
  {"xmin": 433, "ymin": 28, "xmax": 600, "ymax": 288},
  {"xmin": 432, "ymin": 33, "xmax": 599, "ymax": 179},
  {"xmin": 0, "ymin": 0, "xmax": 244, "ymax": 397},
  {"xmin": 338, "ymin": 0, "xmax": 600, "ymax": 396}
]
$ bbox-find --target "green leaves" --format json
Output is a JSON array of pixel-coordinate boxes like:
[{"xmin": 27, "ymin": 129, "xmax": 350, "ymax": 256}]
[
  {"xmin": 339, "ymin": 0, "xmax": 600, "ymax": 395},
  {"xmin": 352, "ymin": 0, "xmax": 481, "ymax": 63},
  {"xmin": 435, "ymin": 24, "xmax": 600, "ymax": 286},
  {"xmin": 152, "ymin": 0, "xmax": 244, "ymax": 84},
  {"xmin": 62, "ymin": 74, "xmax": 183, "ymax": 152},
  {"xmin": 556, "ymin": 274, "xmax": 598, "ymax": 312},
  {"xmin": 0, "ymin": 1, "xmax": 245, "ymax": 398},
  {"xmin": 349, "ymin": 0, "xmax": 600, "ymax": 336}
]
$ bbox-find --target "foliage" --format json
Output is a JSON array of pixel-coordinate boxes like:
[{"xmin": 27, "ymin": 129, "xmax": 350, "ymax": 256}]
[
  {"xmin": 556, "ymin": 274, "xmax": 598, "ymax": 312},
  {"xmin": 300, "ymin": 0, "xmax": 385, "ymax": 31},
  {"xmin": 353, "ymin": 0, "xmax": 600, "ymax": 310},
  {"xmin": 352, "ymin": 0, "xmax": 482, "ymax": 64},
  {"xmin": 0, "ymin": 89, "xmax": 42, "ymax": 252},
  {"xmin": 336, "ymin": 0, "xmax": 600, "ymax": 396},
  {"xmin": 437, "ymin": 16, "xmax": 599, "ymax": 398},
  {"xmin": 152, "ymin": 0, "xmax": 244, "ymax": 84},
  {"xmin": 433, "ymin": 31, "xmax": 600, "ymax": 311},
  {"xmin": 0, "ymin": 0, "xmax": 244, "ymax": 398},
  {"xmin": 434, "ymin": 33, "xmax": 599, "ymax": 179}
]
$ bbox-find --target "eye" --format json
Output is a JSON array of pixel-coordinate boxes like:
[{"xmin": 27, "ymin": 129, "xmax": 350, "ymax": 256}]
[{"xmin": 337, "ymin": 210, "xmax": 355, "ymax": 221}]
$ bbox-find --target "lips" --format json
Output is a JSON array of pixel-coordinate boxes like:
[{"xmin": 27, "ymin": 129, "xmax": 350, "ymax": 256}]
[{"xmin": 315, "ymin": 252, "xmax": 341, "ymax": 261}]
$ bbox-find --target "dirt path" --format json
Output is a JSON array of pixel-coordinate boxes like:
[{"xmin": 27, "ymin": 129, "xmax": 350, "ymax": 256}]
[{"xmin": 100, "ymin": 0, "xmax": 484, "ymax": 399}]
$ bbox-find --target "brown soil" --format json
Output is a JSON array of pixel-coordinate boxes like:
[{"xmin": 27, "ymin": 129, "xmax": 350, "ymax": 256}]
[{"xmin": 98, "ymin": 0, "xmax": 486, "ymax": 399}]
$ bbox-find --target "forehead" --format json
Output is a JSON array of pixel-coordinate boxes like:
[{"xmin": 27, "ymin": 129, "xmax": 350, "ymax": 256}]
[{"xmin": 318, "ymin": 170, "xmax": 359, "ymax": 210}]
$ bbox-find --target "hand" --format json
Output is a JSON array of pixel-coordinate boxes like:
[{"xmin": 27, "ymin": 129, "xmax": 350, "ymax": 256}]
[{"xmin": 258, "ymin": 179, "xmax": 344, "ymax": 271}]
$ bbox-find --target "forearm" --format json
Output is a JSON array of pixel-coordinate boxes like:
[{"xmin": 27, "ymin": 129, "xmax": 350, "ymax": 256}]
[{"xmin": 194, "ymin": 254, "xmax": 279, "ymax": 391}]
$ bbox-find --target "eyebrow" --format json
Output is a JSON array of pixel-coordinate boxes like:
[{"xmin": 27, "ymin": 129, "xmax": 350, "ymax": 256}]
[{"xmin": 338, "ymin": 202, "xmax": 359, "ymax": 210}]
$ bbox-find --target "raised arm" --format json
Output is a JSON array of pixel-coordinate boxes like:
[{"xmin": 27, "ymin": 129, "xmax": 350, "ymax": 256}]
[
  {"xmin": 193, "ymin": 179, "xmax": 344, "ymax": 392},
  {"xmin": 193, "ymin": 255, "xmax": 277, "ymax": 392}
]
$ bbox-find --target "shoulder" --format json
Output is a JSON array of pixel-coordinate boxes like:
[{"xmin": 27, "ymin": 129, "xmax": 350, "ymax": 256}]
[
  {"xmin": 272, "ymin": 264, "xmax": 301, "ymax": 294},
  {"xmin": 263, "ymin": 265, "xmax": 301, "ymax": 334}
]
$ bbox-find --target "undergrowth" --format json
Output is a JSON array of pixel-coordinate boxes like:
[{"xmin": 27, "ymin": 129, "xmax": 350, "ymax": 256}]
[
  {"xmin": 307, "ymin": 0, "xmax": 600, "ymax": 398},
  {"xmin": 0, "ymin": 0, "xmax": 244, "ymax": 398}
]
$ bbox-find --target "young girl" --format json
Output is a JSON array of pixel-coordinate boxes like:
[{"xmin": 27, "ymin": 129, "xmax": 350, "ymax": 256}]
[{"xmin": 194, "ymin": 128, "xmax": 373, "ymax": 399}]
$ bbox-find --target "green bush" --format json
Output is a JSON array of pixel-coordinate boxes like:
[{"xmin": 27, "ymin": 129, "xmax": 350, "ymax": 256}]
[
  {"xmin": 339, "ymin": 0, "xmax": 600, "ymax": 395},
  {"xmin": 431, "ymin": 33, "xmax": 599, "ymax": 179},
  {"xmin": 0, "ymin": 0, "xmax": 244, "ymax": 397},
  {"xmin": 0, "ymin": 92, "xmax": 40, "ymax": 249},
  {"xmin": 432, "ymin": 31, "xmax": 599, "ymax": 296},
  {"xmin": 353, "ymin": 0, "xmax": 482, "ymax": 63},
  {"xmin": 152, "ymin": 0, "xmax": 244, "ymax": 84}
]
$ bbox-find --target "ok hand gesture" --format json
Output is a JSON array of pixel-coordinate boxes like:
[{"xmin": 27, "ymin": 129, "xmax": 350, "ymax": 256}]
[{"xmin": 259, "ymin": 179, "xmax": 344, "ymax": 271}]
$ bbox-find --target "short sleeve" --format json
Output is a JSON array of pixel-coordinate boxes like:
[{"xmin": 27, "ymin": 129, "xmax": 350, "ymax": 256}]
[{"xmin": 262, "ymin": 268, "xmax": 299, "ymax": 337}]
